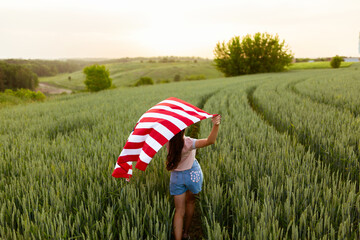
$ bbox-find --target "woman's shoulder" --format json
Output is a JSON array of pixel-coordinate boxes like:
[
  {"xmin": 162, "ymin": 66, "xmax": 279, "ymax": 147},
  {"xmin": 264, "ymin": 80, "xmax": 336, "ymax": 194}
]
[
  {"xmin": 184, "ymin": 136, "xmax": 196, "ymax": 142},
  {"xmin": 184, "ymin": 136, "xmax": 196, "ymax": 149}
]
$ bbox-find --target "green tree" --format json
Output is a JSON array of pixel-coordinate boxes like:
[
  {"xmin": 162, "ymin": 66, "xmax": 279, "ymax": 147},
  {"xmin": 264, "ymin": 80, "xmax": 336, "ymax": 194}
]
[
  {"xmin": 83, "ymin": 64, "xmax": 112, "ymax": 92},
  {"xmin": 214, "ymin": 32, "xmax": 294, "ymax": 76},
  {"xmin": 0, "ymin": 62, "xmax": 38, "ymax": 91},
  {"xmin": 330, "ymin": 55, "xmax": 342, "ymax": 68}
]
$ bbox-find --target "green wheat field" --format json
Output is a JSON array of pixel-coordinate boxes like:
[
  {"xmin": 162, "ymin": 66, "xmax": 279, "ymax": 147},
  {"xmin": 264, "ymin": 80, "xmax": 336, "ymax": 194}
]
[{"xmin": 1, "ymin": 62, "xmax": 359, "ymax": 239}]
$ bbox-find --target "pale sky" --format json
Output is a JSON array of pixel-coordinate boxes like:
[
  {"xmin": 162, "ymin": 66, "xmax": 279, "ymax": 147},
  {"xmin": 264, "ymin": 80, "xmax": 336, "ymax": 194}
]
[{"xmin": 1, "ymin": 0, "xmax": 359, "ymax": 59}]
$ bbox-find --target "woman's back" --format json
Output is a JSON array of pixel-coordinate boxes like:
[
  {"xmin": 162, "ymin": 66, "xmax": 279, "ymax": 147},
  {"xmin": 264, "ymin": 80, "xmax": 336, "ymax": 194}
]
[{"xmin": 166, "ymin": 136, "xmax": 196, "ymax": 171}]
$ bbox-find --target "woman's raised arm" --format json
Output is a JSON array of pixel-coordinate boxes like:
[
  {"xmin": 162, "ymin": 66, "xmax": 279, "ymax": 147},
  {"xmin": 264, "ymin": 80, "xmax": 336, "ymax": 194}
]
[{"xmin": 195, "ymin": 115, "xmax": 221, "ymax": 149}]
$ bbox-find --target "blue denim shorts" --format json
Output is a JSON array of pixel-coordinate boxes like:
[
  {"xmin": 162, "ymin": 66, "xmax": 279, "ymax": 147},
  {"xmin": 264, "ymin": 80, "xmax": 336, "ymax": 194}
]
[{"xmin": 170, "ymin": 159, "xmax": 204, "ymax": 196}]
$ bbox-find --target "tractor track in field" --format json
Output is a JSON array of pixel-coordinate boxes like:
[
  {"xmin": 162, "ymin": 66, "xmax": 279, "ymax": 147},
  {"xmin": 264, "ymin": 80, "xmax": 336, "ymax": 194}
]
[
  {"xmin": 286, "ymin": 79, "xmax": 360, "ymax": 118},
  {"xmin": 171, "ymin": 91, "xmax": 218, "ymax": 240},
  {"xmin": 247, "ymin": 85, "xmax": 359, "ymax": 185},
  {"xmin": 285, "ymin": 80, "xmax": 360, "ymax": 168},
  {"xmin": 247, "ymin": 84, "xmax": 359, "ymax": 234}
]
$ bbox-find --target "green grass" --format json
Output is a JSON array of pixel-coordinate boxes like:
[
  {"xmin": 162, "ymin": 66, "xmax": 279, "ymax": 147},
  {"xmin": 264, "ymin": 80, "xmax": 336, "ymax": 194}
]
[
  {"xmin": 1, "ymin": 67, "xmax": 360, "ymax": 239},
  {"xmin": 288, "ymin": 61, "xmax": 353, "ymax": 70},
  {"xmin": 0, "ymin": 93, "xmax": 24, "ymax": 107},
  {"xmin": 0, "ymin": 90, "xmax": 45, "ymax": 108},
  {"xmin": 39, "ymin": 60, "xmax": 224, "ymax": 91}
]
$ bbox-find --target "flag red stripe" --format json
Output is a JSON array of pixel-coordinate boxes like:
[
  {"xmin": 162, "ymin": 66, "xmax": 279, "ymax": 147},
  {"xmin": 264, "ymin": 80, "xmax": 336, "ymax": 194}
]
[
  {"xmin": 149, "ymin": 129, "xmax": 168, "ymax": 145},
  {"xmin": 132, "ymin": 128, "xmax": 152, "ymax": 136},
  {"xmin": 112, "ymin": 169, "xmax": 130, "ymax": 178},
  {"xmin": 139, "ymin": 117, "xmax": 181, "ymax": 134},
  {"xmin": 118, "ymin": 155, "xmax": 139, "ymax": 163},
  {"xmin": 114, "ymin": 162, "xmax": 132, "ymax": 173},
  {"xmin": 112, "ymin": 166, "xmax": 128, "ymax": 174},
  {"xmin": 135, "ymin": 160, "xmax": 148, "ymax": 171},
  {"xmin": 142, "ymin": 142, "xmax": 157, "ymax": 158},
  {"xmin": 123, "ymin": 141, "xmax": 144, "ymax": 149}
]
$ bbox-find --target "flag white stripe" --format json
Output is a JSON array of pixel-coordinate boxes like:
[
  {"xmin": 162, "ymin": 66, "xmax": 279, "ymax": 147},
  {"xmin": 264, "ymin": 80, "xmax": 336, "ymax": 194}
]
[
  {"xmin": 149, "ymin": 105, "xmax": 200, "ymax": 122},
  {"xmin": 120, "ymin": 148, "xmax": 142, "ymax": 156},
  {"xmin": 128, "ymin": 134, "xmax": 148, "ymax": 143},
  {"xmin": 145, "ymin": 135, "xmax": 162, "ymax": 152},
  {"xmin": 154, "ymin": 123, "xmax": 174, "ymax": 140},
  {"xmin": 139, "ymin": 150, "xmax": 152, "ymax": 164},
  {"xmin": 160, "ymin": 100, "xmax": 212, "ymax": 117},
  {"xmin": 114, "ymin": 162, "xmax": 120, "ymax": 169},
  {"xmin": 135, "ymin": 122, "xmax": 156, "ymax": 129},
  {"xmin": 140, "ymin": 112, "xmax": 187, "ymax": 129}
]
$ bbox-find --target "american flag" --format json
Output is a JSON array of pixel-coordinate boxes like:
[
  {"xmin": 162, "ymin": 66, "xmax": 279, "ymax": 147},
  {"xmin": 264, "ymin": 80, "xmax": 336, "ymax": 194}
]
[{"xmin": 112, "ymin": 97, "xmax": 214, "ymax": 180}]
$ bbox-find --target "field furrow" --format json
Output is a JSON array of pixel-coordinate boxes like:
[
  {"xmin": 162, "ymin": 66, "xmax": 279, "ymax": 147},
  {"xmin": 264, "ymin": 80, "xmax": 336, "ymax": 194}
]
[
  {"xmin": 290, "ymin": 65, "xmax": 360, "ymax": 117},
  {"xmin": 252, "ymin": 72, "xmax": 360, "ymax": 184},
  {"xmin": 198, "ymin": 81, "xmax": 359, "ymax": 239}
]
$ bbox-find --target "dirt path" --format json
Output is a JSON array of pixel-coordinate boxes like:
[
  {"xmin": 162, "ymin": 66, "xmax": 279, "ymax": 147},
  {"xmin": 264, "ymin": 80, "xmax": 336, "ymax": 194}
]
[{"xmin": 36, "ymin": 83, "xmax": 72, "ymax": 95}]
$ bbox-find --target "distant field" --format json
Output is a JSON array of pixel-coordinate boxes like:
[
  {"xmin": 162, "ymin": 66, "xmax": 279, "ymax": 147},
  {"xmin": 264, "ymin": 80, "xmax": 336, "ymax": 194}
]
[
  {"xmin": 39, "ymin": 60, "xmax": 224, "ymax": 91},
  {"xmin": 39, "ymin": 60, "xmax": 355, "ymax": 91},
  {"xmin": 288, "ymin": 61, "xmax": 353, "ymax": 70}
]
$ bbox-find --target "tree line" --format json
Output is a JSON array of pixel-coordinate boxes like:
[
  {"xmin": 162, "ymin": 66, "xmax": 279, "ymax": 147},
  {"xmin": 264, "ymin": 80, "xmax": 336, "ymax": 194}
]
[
  {"xmin": 0, "ymin": 62, "xmax": 38, "ymax": 91},
  {"xmin": 2, "ymin": 59, "xmax": 91, "ymax": 77},
  {"xmin": 0, "ymin": 59, "xmax": 96, "ymax": 92}
]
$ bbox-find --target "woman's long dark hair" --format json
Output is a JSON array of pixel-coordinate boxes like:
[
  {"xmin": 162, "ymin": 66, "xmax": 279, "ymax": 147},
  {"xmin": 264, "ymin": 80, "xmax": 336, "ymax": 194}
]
[{"xmin": 166, "ymin": 129, "xmax": 185, "ymax": 171}]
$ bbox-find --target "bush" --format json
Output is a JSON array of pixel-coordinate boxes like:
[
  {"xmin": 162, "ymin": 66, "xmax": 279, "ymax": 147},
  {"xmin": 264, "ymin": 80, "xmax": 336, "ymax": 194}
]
[
  {"xmin": 330, "ymin": 55, "xmax": 342, "ymax": 68},
  {"xmin": 3, "ymin": 88, "xmax": 46, "ymax": 101},
  {"xmin": 158, "ymin": 79, "xmax": 170, "ymax": 84},
  {"xmin": 0, "ymin": 93, "xmax": 22, "ymax": 105},
  {"xmin": 33, "ymin": 91, "xmax": 46, "ymax": 101},
  {"xmin": 185, "ymin": 74, "xmax": 206, "ymax": 81},
  {"xmin": 134, "ymin": 77, "xmax": 154, "ymax": 86},
  {"xmin": 214, "ymin": 32, "xmax": 293, "ymax": 76},
  {"xmin": 83, "ymin": 64, "xmax": 112, "ymax": 92},
  {"xmin": 173, "ymin": 74, "xmax": 181, "ymax": 82}
]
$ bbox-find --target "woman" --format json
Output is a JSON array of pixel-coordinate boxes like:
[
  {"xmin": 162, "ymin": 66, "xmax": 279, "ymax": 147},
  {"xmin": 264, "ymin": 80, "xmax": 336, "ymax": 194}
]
[{"xmin": 166, "ymin": 115, "xmax": 221, "ymax": 240}]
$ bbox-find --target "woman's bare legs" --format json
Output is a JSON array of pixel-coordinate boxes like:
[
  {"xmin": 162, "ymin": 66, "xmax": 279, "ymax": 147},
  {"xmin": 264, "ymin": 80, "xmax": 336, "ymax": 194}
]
[
  {"xmin": 173, "ymin": 191, "xmax": 197, "ymax": 239},
  {"xmin": 173, "ymin": 192, "xmax": 186, "ymax": 240},
  {"xmin": 183, "ymin": 190, "xmax": 196, "ymax": 238}
]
